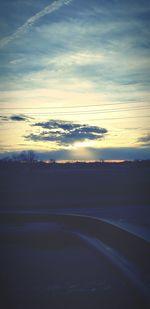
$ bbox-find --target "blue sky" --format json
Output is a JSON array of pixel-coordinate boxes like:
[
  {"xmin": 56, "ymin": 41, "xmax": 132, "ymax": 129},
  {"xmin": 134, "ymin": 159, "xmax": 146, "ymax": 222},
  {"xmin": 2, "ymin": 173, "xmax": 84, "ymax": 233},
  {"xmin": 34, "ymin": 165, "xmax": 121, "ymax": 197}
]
[{"xmin": 0, "ymin": 0, "xmax": 150, "ymax": 160}]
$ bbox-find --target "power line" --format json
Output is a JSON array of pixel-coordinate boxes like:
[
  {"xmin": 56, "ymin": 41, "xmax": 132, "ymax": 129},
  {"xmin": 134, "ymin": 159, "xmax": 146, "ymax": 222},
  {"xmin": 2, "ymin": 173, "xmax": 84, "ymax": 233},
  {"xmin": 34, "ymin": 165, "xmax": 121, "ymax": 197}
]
[
  {"xmin": 0, "ymin": 114, "xmax": 149, "ymax": 124},
  {"xmin": 0, "ymin": 106, "xmax": 149, "ymax": 116},
  {"xmin": 86, "ymin": 115, "xmax": 150, "ymax": 121},
  {"xmin": 0, "ymin": 101, "xmax": 149, "ymax": 110},
  {"xmin": 28, "ymin": 106, "xmax": 150, "ymax": 115}
]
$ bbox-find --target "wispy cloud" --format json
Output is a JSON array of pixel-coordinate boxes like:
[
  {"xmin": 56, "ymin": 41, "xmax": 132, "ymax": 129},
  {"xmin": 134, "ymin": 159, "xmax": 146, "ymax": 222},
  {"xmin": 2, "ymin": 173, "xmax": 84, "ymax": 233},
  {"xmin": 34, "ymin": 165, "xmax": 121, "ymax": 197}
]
[
  {"xmin": 0, "ymin": 0, "xmax": 73, "ymax": 48},
  {"xmin": 25, "ymin": 120, "xmax": 107, "ymax": 147},
  {"xmin": 0, "ymin": 115, "xmax": 8, "ymax": 121},
  {"xmin": 138, "ymin": 134, "xmax": 150, "ymax": 146}
]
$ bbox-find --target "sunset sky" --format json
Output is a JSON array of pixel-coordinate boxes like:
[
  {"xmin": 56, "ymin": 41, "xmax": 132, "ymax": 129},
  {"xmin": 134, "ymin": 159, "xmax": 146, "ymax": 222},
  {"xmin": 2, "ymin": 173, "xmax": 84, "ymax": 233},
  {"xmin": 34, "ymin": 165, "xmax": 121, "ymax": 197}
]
[{"xmin": 0, "ymin": 0, "xmax": 150, "ymax": 160}]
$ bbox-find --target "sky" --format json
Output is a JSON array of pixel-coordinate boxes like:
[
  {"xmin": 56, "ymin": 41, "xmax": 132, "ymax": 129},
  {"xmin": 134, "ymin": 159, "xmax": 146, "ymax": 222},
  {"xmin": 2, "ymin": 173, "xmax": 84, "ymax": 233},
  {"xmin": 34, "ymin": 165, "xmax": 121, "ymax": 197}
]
[{"xmin": 0, "ymin": 0, "xmax": 150, "ymax": 160}]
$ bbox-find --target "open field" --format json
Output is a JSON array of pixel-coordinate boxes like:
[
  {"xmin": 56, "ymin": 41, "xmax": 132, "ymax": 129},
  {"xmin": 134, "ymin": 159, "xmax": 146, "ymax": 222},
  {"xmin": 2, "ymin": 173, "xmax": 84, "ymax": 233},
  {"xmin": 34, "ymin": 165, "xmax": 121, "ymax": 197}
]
[{"xmin": 0, "ymin": 161, "xmax": 150, "ymax": 210}]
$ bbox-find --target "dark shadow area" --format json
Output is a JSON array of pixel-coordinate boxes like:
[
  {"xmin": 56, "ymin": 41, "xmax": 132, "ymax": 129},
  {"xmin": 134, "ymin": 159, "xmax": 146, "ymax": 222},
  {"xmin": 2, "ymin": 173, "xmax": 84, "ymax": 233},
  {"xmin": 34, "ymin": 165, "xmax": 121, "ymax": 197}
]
[
  {"xmin": 0, "ymin": 221, "xmax": 149, "ymax": 309},
  {"xmin": 0, "ymin": 160, "xmax": 150, "ymax": 210}
]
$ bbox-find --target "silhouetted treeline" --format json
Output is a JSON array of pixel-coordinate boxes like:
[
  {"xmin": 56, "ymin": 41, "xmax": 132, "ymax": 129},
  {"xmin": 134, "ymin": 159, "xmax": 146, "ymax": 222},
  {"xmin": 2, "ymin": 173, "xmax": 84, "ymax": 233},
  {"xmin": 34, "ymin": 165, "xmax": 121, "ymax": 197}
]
[{"xmin": 0, "ymin": 159, "xmax": 150, "ymax": 171}]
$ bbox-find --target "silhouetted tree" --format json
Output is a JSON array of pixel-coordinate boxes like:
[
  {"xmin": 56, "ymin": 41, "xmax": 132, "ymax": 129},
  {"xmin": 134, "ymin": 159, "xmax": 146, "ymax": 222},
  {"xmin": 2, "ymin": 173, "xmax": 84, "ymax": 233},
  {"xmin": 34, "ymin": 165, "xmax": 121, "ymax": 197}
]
[
  {"xmin": 26, "ymin": 150, "xmax": 36, "ymax": 163},
  {"xmin": 49, "ymin": 158, "xmax": 56, "ymax": 164},
  {"xmin": 11, "ymin": 150, "xmax": 36, "ymax": 163}
]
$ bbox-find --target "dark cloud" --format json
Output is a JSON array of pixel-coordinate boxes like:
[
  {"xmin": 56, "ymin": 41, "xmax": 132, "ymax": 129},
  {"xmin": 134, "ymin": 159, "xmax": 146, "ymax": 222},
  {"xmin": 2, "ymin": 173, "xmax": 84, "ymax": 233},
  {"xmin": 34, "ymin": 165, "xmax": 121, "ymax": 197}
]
[
  {"xmin": 10, "ymin": 115, "xmax": 28, "ymax": 121},
  {"xmin": 138, "ymin": 134, "xmax": 150, "ymax": 146},
  {"xmin": 26, "ymin": 120, "xmax": 108, "ymax": 146},
  {"xmin": 33, "ymin": 120, "xmax": 80, "ymax": 131},
  {"xmin": 0, "ymin": 115, "xmax": 8, "ymax": 121},
  {"xmin": 0, "ymin": 114, "xmax": 30, "ymax": 122}
]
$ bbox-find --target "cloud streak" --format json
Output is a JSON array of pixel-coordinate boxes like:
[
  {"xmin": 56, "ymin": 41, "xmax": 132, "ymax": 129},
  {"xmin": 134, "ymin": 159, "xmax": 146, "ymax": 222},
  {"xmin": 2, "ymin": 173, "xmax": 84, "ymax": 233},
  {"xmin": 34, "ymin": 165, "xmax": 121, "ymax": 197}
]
[
  {"xmin": 0, "ymin": 114, "xmax": 30, "ymax": 122},
  {"xmin": 138, "ymin": 134, "xmax": 150, "ymax": 146},
  {"xmin": 0, "ymin": 0, "xmax": 73, "ymax": 48},
  {"xmin": 10, "ymin": 115, "xmax": 28, "ymax": 122}
]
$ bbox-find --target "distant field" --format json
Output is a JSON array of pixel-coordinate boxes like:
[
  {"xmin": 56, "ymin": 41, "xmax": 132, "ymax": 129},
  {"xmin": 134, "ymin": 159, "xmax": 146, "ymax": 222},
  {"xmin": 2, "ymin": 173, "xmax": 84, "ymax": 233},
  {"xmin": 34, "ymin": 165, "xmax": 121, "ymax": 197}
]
[{"xmin": 0, "ymin": 162, "xmax": 150, "ymax": 210}]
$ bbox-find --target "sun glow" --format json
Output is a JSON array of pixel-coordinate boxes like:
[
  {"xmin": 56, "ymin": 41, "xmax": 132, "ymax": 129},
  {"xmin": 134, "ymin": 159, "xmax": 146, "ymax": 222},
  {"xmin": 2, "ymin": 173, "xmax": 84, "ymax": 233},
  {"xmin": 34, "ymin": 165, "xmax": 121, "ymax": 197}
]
[
  {"xmin": 70, "ymin": 140, "xmax": 96, "ymax": 160},
  {"xmin": 73, "ymin": 140, "xmax": 96, "ymax": 149}
]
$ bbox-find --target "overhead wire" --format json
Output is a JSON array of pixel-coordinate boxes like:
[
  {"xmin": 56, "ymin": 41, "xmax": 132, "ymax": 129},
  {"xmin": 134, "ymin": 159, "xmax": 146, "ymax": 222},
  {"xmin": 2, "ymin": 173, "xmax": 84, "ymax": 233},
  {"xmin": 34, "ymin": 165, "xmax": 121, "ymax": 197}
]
[
  {"xmin": 0, "ymin": 101, "xmax": 149, "ymax": 110},
  {"xmin": 0, "ymin": 105, "xmax": 149, "ymax": 116}
]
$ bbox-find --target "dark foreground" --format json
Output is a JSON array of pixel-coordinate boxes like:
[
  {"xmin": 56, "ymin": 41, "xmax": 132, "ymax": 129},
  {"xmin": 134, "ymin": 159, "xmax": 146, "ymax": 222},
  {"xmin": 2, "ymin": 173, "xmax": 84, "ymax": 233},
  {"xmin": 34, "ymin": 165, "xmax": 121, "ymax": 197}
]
[
  {"xmin": 0, "ymin": 161, "xmax": 150, "ymax": 210},
  {"xmin": 0, "ymin": 216, "xmax": 150, "ymax": 309},
  {"xmin": 0, "ymin": 161, "xmax": 150, "ymax": 308}
]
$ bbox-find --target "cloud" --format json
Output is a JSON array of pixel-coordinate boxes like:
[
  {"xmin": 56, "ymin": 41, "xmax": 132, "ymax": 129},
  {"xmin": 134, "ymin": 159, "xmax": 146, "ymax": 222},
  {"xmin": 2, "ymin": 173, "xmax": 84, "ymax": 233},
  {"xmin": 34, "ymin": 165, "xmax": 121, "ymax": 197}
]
[
  {"xmin": 0, "ymin": 114, "xmax": 30, "ymax": 122},
  {"xmin": 25, "ymin": 120, "xmax": 107, "ymax": 146},
  {"xmin": 0, "ymin": 0, "xmax": 73, "ymax": 48},
  {"xmin": 10, "ymin": 115, "xmax": 28, "ymax": 121},
  {"xmin": 0, "ymin": 115, "xmax": 8, "ymax": 121},
  {"xmin": 1, "ymin": 0, "xmax": 149, "ymax": 102},
  {"xmin": 138, "ymin": 134, "xmax": 150, "ymax": 146}
]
